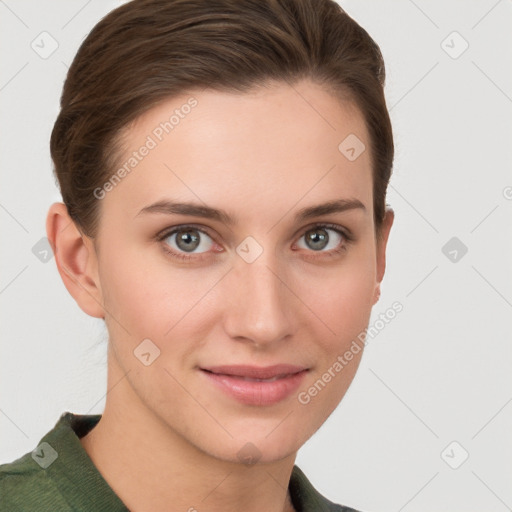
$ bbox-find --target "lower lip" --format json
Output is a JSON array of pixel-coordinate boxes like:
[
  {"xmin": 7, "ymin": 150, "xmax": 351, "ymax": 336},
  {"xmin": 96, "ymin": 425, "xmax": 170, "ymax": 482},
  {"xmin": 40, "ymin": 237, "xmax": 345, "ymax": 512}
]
[{"xmin": 200, "ymin": 369, "xmax": 308, "ymax": 406}]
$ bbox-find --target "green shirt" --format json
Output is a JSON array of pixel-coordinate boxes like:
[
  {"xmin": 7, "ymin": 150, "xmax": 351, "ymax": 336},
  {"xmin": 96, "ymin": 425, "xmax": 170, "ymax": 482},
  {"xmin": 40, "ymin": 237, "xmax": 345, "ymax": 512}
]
[{"xmin": 0, "ymin": 412, "xmax": 362, "ymax": 511}]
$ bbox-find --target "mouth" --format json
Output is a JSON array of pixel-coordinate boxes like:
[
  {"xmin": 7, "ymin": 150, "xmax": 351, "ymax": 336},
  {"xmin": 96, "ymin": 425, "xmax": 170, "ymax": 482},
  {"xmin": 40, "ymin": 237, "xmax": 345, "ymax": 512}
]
[
  {"xmin": 199, "ymin": 364, "xmax": 309, "ymax": 406},
  {"xmin": 200, "ymin": 364, "xmax": 308, "ymax": 380}
]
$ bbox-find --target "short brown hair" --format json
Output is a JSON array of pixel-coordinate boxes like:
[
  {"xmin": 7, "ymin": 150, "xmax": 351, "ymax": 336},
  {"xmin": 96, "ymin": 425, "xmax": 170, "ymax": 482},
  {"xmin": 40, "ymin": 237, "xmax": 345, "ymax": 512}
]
[{"xmin": 50, "ymin": 0, "xmax": 393, "ymax": 238}]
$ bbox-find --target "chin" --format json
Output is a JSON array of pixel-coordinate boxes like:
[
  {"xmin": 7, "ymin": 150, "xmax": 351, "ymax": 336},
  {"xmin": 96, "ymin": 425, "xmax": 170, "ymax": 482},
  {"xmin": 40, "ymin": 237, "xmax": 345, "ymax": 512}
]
[{"xmin": 198, "ymin": 420, "xmax": 308, "ymax": 465}]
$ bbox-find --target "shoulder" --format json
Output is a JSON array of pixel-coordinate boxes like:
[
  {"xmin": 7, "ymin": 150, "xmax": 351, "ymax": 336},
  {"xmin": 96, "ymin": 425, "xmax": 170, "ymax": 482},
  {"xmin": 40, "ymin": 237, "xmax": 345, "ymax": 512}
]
[
  {"xmin": 290, "ymin": 465, "xmax": 367, "ymax": 512},
  {"xmin": 0, "ymin": 452, "xmax": 72, "ymax": 511},
  {"xmin": 1, "ymin": 412, "xmax": 128, "ymax": 512},
  {"xmin": 0, "ymin": 412, "xmax": 104, "ymax": 511}
]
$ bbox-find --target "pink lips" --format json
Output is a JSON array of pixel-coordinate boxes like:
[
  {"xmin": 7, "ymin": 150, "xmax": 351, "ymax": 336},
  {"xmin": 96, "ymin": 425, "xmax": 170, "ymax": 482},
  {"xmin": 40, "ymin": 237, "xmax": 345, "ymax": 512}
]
[{"xmin": 200, "ymin": 364, "xmax": 308, "ymax": 406}]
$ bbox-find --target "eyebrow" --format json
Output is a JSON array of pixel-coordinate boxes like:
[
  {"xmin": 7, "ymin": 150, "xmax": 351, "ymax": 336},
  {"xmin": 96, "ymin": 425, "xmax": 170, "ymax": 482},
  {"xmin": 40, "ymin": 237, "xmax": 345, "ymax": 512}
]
[{"xmin": 135, "ymin": 197, "xmax": 366, "ymax": 225}]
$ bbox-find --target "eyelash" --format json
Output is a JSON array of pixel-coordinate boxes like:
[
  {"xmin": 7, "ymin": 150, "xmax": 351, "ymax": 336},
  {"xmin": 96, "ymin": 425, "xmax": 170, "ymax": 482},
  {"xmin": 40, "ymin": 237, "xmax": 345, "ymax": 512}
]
[{"xmin": 156, "ymin": 223, "xmax": 354, "ymax": 263}]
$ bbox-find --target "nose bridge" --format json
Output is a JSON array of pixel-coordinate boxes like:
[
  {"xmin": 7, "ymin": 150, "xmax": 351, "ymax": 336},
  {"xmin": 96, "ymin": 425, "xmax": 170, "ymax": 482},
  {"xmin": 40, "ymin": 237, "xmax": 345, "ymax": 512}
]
[{"xmin": 224, "ymin": 246, "xmax": 293, "ymax": 344}]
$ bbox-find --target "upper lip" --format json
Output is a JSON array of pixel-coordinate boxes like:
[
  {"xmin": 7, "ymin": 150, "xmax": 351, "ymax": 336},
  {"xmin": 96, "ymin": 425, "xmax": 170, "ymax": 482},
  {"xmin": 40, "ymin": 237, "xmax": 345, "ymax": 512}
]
[{"xmin": 200, "ymin": 364, "xmax": 308, "ymax": 379}]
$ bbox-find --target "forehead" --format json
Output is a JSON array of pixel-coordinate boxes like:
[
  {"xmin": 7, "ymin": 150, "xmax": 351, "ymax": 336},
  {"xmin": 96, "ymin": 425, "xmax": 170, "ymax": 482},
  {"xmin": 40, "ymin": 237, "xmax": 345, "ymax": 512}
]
[{"xmin": 102, "ymin": 80, "xmax": 373, "ymax": 223}]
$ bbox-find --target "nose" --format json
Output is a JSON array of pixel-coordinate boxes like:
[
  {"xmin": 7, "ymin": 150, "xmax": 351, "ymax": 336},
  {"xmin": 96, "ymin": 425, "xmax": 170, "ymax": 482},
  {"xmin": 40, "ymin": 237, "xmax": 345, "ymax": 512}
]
[{"xmin": 222, "ymin": 253, "xmax": 295, "ymax": 347}]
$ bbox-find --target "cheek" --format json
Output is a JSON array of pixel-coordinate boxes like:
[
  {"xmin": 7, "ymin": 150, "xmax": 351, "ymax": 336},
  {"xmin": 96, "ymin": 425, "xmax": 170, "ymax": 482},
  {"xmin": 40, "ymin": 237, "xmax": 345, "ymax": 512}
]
[
  {"xmin": 307, "ymin": 257, "xmax": 376, "ymax": 331},
  {"xmin": 98, "ymin": 247, "xmax": 217, "ymax": 339},
  {"xmin": 97, "ymin": 246, "xmax": 169, "ymax": 334},
  {"xmin": 300, "ymin": 263, "xmax": 375, "ymax": 403}
]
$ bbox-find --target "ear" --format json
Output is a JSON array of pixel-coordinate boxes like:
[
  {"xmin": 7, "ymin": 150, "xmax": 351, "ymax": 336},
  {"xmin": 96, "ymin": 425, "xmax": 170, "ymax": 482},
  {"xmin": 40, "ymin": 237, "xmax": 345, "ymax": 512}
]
[
  {"xmin": 373, "ymin": 206, "xmax": 394, "ymax": 305},
  {"xmin": 46, "ymin": 202, "xmax": 105, "ymax": 318}
]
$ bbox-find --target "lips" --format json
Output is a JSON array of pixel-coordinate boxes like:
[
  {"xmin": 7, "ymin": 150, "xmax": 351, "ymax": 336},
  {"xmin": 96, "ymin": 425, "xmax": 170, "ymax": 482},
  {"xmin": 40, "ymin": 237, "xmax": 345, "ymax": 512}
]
[
  {"xmin": 199, "ymin": 364, "xmax": 309, "ymax": 406},
  {"xmin": 200, "ymin": 364, "xmax": 307, "ymax": 380}
]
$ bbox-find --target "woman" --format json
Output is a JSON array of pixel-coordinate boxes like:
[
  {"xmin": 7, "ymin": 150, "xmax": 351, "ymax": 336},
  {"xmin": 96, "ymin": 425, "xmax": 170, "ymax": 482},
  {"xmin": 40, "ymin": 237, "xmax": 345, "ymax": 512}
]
[{"xmin": 0, "ymin": 0, "xmax": 394, "ymax": 510}]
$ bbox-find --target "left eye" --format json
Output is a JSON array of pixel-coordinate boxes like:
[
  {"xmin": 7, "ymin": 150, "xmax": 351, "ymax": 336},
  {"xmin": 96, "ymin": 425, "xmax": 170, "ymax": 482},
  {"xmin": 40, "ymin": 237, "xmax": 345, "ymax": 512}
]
[
  {"xmin": 296, "ymin": 226, "xmax": 345, "ymax": 252},
  {"xmin": 162, "ymin": 227, "xmax": 214, "ymax": 254}
]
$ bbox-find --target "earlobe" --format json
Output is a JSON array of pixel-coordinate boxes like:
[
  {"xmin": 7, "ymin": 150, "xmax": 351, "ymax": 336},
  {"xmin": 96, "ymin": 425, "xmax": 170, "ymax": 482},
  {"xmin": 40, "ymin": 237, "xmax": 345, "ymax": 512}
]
[
  {"xmin": 372, "ymin": 284, "xmax": 381, "ymax": 305},
  {"xmin": 46, "ymin": 202, "xmax": 105, "ymax": 319}
]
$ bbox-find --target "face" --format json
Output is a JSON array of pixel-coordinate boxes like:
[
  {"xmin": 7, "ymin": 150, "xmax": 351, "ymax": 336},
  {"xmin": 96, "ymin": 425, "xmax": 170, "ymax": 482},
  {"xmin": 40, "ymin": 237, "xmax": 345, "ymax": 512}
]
[{"xmin": 87, "ymin": 79, "xmax": 390, "ymax": 463}]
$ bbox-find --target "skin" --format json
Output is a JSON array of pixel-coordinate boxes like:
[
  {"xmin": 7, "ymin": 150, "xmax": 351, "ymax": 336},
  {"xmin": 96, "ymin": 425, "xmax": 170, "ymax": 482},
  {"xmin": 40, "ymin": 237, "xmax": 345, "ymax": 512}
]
[{"xmin": 46, "ymin": 79, "xmax": 394, "ymax": 512}]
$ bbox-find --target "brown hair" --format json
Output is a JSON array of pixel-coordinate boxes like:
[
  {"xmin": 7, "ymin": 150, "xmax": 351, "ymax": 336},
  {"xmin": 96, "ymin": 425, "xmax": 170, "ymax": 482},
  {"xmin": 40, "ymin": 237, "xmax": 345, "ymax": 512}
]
[{"xmin": 50, "ymin": 0, "xmax": 393, "ymax": 239}]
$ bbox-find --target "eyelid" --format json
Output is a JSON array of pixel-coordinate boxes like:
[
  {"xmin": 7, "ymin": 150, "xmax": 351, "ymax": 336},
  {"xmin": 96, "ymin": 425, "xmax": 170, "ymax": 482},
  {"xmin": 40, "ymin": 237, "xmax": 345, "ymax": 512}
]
[
  {"xmin": 296, "ymin": 222, "xmax": 354, "ymax": 242},
  {"xmin": 156, "ymin": 223, "xmax": 216, "ymax": 242}
]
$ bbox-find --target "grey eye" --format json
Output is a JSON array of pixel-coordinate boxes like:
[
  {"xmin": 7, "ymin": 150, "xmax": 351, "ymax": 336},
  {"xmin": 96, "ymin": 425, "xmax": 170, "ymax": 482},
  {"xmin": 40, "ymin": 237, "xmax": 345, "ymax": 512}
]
[
  {"xmin": 297, "ymin": 227, "xmax": 343, "ymax": 252},
  {"xmin": 165, "ymin": 228, "xmax": 214, "ymax": 253}
]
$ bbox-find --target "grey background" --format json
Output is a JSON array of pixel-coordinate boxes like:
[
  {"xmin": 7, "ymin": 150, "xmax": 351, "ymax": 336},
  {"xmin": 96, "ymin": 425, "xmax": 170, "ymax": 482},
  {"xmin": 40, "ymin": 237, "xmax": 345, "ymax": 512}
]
[{"xmin": 1, "ymin": 1, "xmax": 511, "ymax": 511}]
